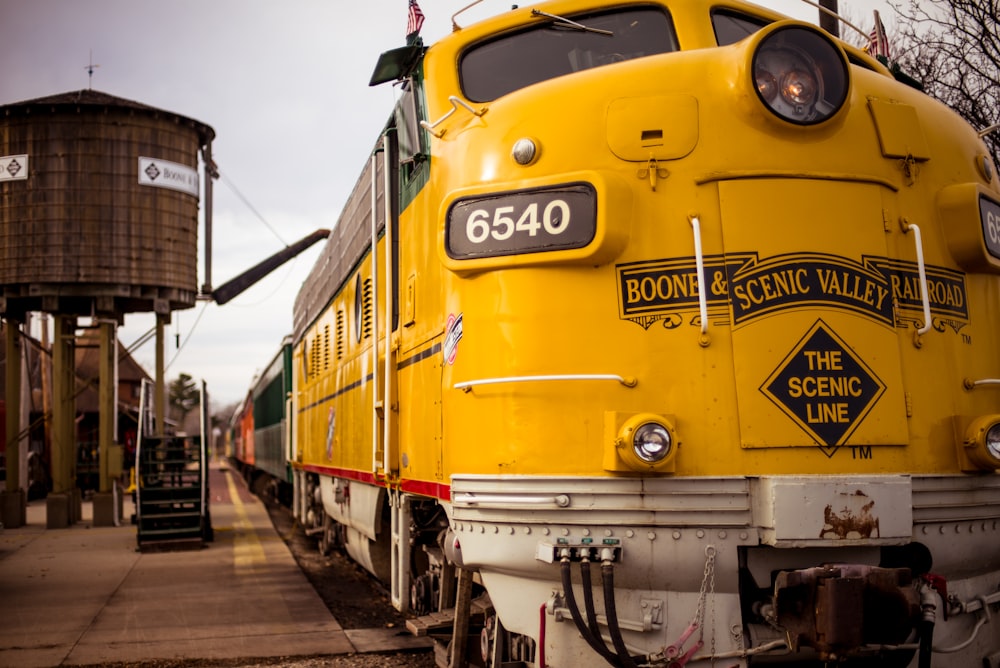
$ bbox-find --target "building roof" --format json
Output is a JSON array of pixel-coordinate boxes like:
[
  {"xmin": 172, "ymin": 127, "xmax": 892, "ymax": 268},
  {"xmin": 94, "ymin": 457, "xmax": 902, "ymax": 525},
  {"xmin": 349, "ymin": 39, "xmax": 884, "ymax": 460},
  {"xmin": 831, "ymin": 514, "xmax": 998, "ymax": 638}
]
[{"xmin": 74, "ymin": 330, "xmax": 152, "ymax": 413}]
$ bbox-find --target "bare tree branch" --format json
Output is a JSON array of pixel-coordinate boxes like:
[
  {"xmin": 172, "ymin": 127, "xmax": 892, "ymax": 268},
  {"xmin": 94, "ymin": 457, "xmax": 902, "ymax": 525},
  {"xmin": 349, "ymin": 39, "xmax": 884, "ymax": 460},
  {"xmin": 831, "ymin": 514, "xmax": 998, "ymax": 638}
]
[{"xmin": 889, "ymin": 0, "xmax": 1000, "ymax": 161}]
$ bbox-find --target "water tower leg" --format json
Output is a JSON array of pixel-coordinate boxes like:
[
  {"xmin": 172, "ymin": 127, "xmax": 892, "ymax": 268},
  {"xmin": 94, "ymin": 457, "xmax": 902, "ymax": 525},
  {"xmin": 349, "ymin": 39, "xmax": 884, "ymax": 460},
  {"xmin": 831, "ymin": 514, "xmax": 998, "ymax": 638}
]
[
  {"xmin": 93, "ymin": 319, "xmax": 120, "ymax": 526},
  {"xmin": 47, "ymin": 314, "xmax": 77, "ymax": 528},
  {"xmin": 2, "ymin": 319, "xmax": 26, "ymax": 528}
]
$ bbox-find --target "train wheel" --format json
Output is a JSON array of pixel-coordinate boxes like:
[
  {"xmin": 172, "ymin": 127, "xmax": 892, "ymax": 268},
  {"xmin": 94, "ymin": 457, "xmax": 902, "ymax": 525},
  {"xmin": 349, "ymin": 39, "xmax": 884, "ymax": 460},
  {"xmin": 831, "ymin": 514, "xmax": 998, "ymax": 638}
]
[
  {"xmin": 318, "ymin": 514, "xmax": 335, "ymax": 556},
  {"xmin": 482, "ymin": 609, "xmax": 535, "ymax": 667}
]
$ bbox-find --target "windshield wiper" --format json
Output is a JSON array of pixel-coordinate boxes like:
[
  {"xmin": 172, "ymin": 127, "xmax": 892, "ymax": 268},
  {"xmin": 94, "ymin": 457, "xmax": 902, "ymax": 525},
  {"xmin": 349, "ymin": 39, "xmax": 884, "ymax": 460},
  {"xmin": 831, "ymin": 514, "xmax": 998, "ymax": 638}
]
[{"xmin": 530, "ymin": 9, "xmax": 614, "ymax": 36}]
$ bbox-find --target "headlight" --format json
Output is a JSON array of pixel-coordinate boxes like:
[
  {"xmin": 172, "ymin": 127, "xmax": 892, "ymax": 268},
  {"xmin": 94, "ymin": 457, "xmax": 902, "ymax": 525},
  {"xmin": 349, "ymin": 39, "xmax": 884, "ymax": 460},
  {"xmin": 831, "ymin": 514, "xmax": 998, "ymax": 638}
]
[
  {"xmin": 752, "ymin": 24, "xmax": 848, "ymax": 125},
  {"xmin": 632, "ymin": 422, "xmax": 672, "ymax": 463},
  {"xmin": 964, "ymin": 415, "xmax": 1000, "ymax": 470},
  {"xmin": 609, "ymin": 413, "xmax": 677, "ymax": 472},
  {"xmin": 986, "ymin": 424, "xmax": 1000, "ymax": 460}
]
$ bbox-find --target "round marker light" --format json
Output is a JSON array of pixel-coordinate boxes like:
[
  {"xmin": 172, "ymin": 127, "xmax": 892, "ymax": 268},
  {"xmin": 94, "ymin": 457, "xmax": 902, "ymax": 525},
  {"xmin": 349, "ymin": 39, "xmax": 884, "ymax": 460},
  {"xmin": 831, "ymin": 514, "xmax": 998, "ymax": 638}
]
[
  {"xmin": 632, "ymin": 422, "xmax": 672, "ymax": 463},
  {"xmin": 511, "ymin": 138, "xmax": 538, "ymax": 166},
  {"xmin": 986, "ymin": 423, "xmax": 1000, "ymax": 460},
  {"xmin": 977, "ymin": 155, "xmax": 994, "ymax": 183},
  {"xmin": 752, "ymin": 24, "xmax": 848, "ymax": 125},
  {"xmin": 964, "ymin": 415, "xmax": 1000, "ymax": 470}
]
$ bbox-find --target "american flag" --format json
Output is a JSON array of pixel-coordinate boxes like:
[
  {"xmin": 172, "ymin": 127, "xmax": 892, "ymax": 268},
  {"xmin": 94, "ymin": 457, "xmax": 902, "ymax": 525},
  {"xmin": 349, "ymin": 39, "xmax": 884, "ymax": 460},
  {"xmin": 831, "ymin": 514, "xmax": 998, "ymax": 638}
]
[
  {"xmin": 866, "ymin": 10, "xmax": 890, "ymax": 60},
  {"xmin": 407, "ymin": 0, "xmax": 425, "ymax": 38}
]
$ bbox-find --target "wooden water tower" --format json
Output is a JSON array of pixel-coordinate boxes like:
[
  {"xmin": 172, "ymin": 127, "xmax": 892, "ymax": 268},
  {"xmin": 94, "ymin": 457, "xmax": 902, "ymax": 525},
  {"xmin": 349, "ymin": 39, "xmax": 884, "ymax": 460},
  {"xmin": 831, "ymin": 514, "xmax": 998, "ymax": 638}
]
[{"xmin": 0, "ymin": 89, "xmax": 215, "ymax": 527}]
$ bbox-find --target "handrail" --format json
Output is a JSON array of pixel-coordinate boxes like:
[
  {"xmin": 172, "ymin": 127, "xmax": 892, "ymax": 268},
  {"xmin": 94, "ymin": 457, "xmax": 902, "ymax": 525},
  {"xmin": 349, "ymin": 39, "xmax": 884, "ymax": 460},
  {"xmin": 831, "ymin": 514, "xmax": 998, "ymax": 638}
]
[
  {"xmin": 370, "ymin": 152, "xmax": 380, "ymax": 473},
  {"xmin": 381, "ymin": 134, "xmax": 395, "ymax": 475},
  {"xmin": 978, "ymin": 122, "xmax": 1000, "ymax": 138},
  {"xmin": 451, "ymin": 0, "xmax": 484, "ymax": 31},
  {"xmin": 903, "ymin": 220, "xmax": 932, "ymax": 336},
  {"xmin": 794, "ymin": 0, "xmax": 870, "ymax": 44},
  {"xmin": 419, "ymin": 96, "xmax": 486, "ymax": 138},
  {"xmin": 453, "ymin": 492, "xmax": 571, "ymax": 508},
  {"xmin": 964, "ymin": 378, "xmax": 1000, "ymax": 390},
  {"xmin": 689, "ymin": 215, "xmax": 709, "ymax": 339},
  {"xmin": 455, "ymin": 374, "xmax": 637, "ymax": 392},
  {"xmin": 199, "ymin": 379, "xmax": 208, "ymax": 528}
]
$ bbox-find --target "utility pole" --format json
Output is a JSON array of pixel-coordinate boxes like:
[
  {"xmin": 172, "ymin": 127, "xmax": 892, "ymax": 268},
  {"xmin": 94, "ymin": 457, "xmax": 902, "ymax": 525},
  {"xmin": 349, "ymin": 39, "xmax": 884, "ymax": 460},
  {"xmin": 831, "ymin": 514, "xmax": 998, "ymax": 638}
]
[{"xmin": 819, "ymin": 0, "xmax": 840, "ymax": 37}]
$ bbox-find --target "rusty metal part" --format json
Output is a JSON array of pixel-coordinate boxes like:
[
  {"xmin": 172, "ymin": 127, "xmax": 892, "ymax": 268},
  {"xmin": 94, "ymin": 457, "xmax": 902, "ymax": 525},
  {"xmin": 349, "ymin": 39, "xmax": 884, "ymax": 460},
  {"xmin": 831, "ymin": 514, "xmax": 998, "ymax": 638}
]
[{"xmin": 774, "ymin": 564, "xmax": 919, "ymax": 661}]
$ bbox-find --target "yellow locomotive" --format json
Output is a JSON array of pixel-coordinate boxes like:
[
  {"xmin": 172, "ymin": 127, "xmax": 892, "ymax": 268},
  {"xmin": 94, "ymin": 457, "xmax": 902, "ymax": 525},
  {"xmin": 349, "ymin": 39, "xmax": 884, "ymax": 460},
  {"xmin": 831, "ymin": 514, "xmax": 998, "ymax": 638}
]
[{"xmin": 287, "ymin": 1, "xmax": 1000, "ymax": 665}]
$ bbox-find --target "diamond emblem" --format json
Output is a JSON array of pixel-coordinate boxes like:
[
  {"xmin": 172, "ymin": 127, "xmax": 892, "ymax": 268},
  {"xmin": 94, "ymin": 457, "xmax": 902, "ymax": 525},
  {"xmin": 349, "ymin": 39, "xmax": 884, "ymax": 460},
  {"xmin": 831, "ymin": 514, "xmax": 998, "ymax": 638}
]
[
  {"xmin": 144, "ymin": 163, "xmax": 161, "ymax": 181},
  {"xmin": 761, "ymin": 320, "xmax": 885, "ymax": 452}
]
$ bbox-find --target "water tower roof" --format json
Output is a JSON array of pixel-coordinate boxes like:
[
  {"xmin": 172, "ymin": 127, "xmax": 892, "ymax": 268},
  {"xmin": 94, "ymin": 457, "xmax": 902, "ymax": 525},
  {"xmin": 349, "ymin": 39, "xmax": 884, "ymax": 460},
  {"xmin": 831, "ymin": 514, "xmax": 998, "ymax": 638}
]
[{"xmin": 2, "ymin": 88, "xmax": 215, "ymax": 144}]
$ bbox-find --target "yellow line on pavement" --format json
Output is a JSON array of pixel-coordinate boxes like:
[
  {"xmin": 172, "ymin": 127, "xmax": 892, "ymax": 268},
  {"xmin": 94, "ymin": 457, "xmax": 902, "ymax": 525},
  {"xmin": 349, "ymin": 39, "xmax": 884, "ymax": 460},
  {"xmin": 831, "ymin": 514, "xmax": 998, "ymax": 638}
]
[{"xmin": 225, "ymin": 470, "xmax": 265, "ymax": 572}]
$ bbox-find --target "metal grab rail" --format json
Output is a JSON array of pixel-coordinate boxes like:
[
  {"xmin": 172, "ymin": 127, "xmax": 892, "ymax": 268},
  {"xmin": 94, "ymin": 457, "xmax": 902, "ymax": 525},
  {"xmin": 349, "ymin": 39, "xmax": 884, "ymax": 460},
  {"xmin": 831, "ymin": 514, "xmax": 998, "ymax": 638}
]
[
  {"xmin": 419, "ymin": 96, "xmax": 486, "ymax": 138},
  {"xmin": 904, "ymin": 220, "xmax": 933, "ymax": 336},
  {"xmin": 689, "ymin": 215, "xmax": 709, "ymax": 341},
  {"xmin": 964, "ymin": 378, "xmax": 1000, "ymax": 389},
  {"xmin": 453, "ymin": 492, "xmax": 571, "ymax": 508},
  {"xmin": 455, "ymin": 374, "xmax": 637, "ymax": 392}
]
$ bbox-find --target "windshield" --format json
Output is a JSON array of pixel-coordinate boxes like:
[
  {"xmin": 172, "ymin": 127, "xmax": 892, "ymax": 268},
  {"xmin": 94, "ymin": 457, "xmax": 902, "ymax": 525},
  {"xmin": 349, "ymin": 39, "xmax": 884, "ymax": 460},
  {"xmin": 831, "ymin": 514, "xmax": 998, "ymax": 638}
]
[
  {"xmin": 712, "ymin": 9, "xmax": 771, "ymax": 45},
  {"xmin": 460, "ymin": 6, "xmax": 678, "ymax": 103}
]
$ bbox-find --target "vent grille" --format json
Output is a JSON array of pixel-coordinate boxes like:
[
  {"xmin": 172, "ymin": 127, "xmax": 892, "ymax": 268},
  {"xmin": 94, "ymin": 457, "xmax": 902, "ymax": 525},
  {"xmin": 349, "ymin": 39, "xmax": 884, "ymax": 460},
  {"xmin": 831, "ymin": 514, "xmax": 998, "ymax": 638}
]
[
  {"xmin": 362, "ymin": 277, "xmax": 373, "ymax": 339},
  {"xmin": 323, "ymin": 324, "xmax": 330, "ymax": 371},
  {"xmin": 336, "ymin": 310, "xmax": 345, "ymax": 360},
  {"xmin": 311, "ymin": 334, "xmax": 321, "ymax": 378}
]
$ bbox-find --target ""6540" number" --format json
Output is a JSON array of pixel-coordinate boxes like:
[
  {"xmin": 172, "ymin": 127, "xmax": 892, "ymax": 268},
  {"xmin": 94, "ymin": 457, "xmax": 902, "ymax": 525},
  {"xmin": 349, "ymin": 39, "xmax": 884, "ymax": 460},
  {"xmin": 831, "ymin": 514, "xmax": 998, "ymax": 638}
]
[
  {"xmin": 466, "ymin": 200, "xmax": 570, "ymax": 243},
  {"xmin": 446, "ymin": 184, "xmax": 596, "ymax": 260}
]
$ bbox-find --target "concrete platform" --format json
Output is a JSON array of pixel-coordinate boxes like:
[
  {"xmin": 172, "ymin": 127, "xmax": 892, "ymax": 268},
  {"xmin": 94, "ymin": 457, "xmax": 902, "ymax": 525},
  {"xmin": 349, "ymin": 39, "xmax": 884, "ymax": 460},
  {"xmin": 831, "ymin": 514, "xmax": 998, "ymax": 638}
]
[{"xmin": 0, "ymin": 462, "xmax": 431, "ymax": 667}]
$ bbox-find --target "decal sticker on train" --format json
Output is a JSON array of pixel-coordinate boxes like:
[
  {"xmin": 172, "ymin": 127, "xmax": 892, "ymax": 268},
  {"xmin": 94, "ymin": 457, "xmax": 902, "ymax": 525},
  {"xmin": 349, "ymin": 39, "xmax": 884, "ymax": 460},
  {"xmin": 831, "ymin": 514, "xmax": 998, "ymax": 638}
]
[
  {"xmin": 617, "ymin": 252, "xmax": 968, "ymax": 331},
  {"xmin": 325, "ymin": 407, "xmax": 335, "ymax": 460},
  {"xmin": 761, "ymin": 320, "xmax": 885, "ymax": 450},
  {"xmin": 444, "ymin": 313, "xmax": 463, "ymax": 365}
]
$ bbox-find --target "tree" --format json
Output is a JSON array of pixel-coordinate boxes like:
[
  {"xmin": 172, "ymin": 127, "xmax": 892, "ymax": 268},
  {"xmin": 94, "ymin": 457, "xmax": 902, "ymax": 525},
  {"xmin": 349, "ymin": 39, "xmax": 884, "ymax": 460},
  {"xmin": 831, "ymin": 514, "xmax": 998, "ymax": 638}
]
[
  {"xmin": 168, "ymin": 372, "xmax": 200, "ymax": 425},
  {"xmin": 889, "ymin": 0, "xmax": 1000, "ymax": 163}
]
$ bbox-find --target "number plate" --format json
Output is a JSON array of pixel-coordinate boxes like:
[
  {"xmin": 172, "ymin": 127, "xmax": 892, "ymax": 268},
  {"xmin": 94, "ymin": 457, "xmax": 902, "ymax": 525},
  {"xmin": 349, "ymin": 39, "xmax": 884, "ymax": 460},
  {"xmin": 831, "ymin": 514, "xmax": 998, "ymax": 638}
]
[
  {"xmin": 981, "ymin": 195, "xmax": 1000, "ymax": 260},
  {"xmin": 446, "ymin": 183, "xmax": 597, "ymax": 259}
]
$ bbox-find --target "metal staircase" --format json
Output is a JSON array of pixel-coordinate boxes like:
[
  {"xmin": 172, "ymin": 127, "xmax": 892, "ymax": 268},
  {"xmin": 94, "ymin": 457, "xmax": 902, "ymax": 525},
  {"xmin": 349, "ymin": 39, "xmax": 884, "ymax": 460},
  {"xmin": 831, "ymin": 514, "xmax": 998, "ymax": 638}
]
[{"xmin": 134, "ymin": 379, "xmax": 212, "ymax": 551}]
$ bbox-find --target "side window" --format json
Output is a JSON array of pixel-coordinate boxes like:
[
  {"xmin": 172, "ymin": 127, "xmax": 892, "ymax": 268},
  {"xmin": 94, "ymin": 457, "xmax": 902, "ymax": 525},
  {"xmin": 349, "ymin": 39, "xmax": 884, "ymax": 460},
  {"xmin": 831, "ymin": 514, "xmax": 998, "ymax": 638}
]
[
  {"xmin": 395, "ymin": 80, "xmax": 423, "ymax": 167},
  {"xmin": 394, "ymin": 76, "xmax": 429, "ymax": 210},
  {"xmin": 712, "ymin": 10, "xmax": 771, "ymax": 46}
]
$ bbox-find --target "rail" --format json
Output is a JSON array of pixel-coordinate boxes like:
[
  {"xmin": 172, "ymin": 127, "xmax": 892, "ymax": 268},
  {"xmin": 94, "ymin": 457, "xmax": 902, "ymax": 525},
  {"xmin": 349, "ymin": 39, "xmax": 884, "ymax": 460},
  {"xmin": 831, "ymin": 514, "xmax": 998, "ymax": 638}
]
[
  {"xmin": 455, "ymin": 374, "xmax": 637, "ymax": 392},
  {"xmin": 453, "ymin": 492, "xmax": 571, "ymax": 508},
  {"xmin": 689, "ymin": 215, "xmax": 710, "ymax": 345},
  {"xmin": 419, "ymin": 96, "xmax": 487, "ymax": 138},
  {"xmin": 965, "ymin": 378, "xmax": 1000, "ymax": 389},
  {"xmin": 903, "ymin": 220, "xmax": 932, "ymax": 337}
]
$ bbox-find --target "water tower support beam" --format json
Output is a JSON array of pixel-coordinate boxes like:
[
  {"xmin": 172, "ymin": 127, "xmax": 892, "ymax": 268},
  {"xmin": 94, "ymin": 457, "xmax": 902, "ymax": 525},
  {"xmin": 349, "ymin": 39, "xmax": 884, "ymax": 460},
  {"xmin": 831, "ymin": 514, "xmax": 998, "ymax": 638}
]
[
  {"xmin": 48, "ymin": 314, "xmax": 77, "ymax": 528},
  {"xmin": 2, "ymin": 318, "xmax": 26, "ymax": 528},
  {"xmin": 98, "ymin": 320, "xmax": 115, "ymax": 493},
  {"xmin": 93, "ymin": 319, "xmax": 121, "ymax": 526}
]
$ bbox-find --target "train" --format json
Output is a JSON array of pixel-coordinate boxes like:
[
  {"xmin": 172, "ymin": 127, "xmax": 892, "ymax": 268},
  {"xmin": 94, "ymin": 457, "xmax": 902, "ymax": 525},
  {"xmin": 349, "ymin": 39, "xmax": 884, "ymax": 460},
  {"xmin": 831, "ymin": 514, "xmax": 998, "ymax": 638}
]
[
  {"xmin": 230, "ymin": 0, "xmax": 1000, "ymax": 666},
  {"xmin": 229, "ymin": 338, "xmax": 294, "ymax": 507}
]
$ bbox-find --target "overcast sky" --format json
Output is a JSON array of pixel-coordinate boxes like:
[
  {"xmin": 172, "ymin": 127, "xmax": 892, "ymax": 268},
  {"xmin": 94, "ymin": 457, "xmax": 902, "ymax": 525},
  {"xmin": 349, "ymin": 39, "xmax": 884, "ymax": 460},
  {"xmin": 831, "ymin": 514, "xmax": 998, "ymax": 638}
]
[{"xmin": 0, "ymin": 0, "xmax": 894, "ymax": 409}]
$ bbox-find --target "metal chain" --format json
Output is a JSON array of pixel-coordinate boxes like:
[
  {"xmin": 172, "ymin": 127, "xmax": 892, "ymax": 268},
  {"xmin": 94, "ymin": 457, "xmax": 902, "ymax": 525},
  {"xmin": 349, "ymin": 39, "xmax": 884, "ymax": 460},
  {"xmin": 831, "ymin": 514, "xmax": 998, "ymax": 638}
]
[
  {"xmin": 692, "ymin": 546, "xmax": 717, "ymax": 640},
  {"xmin": 707, "ymin": 546, "xmax": 717, "ymax": 666}
]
